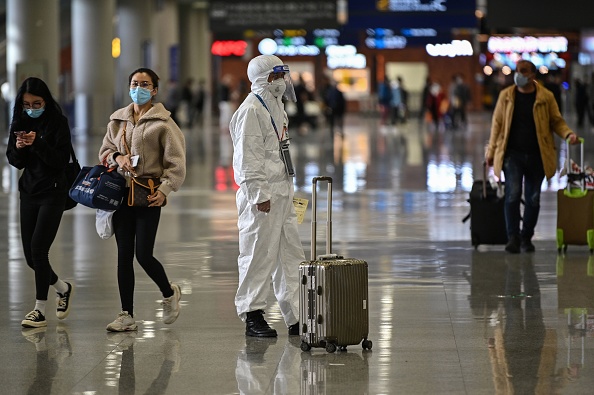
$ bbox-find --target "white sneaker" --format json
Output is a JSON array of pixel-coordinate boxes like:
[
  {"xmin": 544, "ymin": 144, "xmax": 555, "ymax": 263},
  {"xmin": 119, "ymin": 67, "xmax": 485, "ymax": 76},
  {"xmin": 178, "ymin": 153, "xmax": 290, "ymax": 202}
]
[
  {"xmin": 162, "ymin": 283, "xmax": 181, "ymax": 324},
  {"xmin": 106, "ymin": 311, "xmax": 138, "ymax": 332}
]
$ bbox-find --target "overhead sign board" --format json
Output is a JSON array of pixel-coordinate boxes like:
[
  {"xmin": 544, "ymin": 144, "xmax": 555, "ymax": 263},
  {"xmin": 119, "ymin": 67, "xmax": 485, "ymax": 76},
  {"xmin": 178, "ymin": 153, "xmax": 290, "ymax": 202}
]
[
  {"xmin": 348, "ymin": 0, "xmax": 476, "ymax": 30},
  {"xmin": 209, "ymin": 1, "xmax": 339, "ymax": 32}
]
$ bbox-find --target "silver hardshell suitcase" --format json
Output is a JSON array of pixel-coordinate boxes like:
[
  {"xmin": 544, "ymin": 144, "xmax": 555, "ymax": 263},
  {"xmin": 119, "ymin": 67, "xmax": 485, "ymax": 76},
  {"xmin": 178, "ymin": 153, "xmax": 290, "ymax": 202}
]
[{"xmin": 299, "ymin": 176, "xmax": 372, "ymax": 353}]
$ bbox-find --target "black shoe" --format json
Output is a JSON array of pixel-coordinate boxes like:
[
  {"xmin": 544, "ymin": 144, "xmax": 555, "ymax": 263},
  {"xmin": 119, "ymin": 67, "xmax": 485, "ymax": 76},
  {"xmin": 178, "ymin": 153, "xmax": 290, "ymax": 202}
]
[
  {"xmin": 521, "ymin": 238, "xmax": 535, "ymax": 253},
  {"xmin": 22, "ymin": 310, "xmax": 47, "ymax": 328},
  {"xmin": 505, "ymin": 235, "xmax": 521, "ymax": 254},
  {"xmin": 56, "ymin": 282, "xmax": 74, "ymax": 320},
  {"xmin": 288, "ymin": 322, "xmax": 300, "ymax": 336},
  {"xmin": 245, "ymin": 310, "xmax": 277, "ymax": 337}
]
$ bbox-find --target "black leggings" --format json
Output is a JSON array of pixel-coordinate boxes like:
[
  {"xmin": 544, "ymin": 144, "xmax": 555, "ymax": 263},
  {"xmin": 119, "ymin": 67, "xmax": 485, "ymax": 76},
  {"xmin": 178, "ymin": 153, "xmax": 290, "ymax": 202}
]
[
  {"xmin": 20, "ymin": 200, "xmax": 64, "ymax": 301},
  {"xmin": 113, "ymin": 204, "xmax": 173, "ymax": 315}
]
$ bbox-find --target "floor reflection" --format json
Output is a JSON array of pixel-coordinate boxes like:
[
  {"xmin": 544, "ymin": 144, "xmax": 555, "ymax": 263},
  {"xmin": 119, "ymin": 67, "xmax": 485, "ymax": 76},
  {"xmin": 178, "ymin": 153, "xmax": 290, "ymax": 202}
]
[
  {"xmin": 105, "ymin": 330, "xmax": 180, "ymax": 395},
  {"xmin": 4, "ymin": 111, "xmax": 594, "ymax": 394}
]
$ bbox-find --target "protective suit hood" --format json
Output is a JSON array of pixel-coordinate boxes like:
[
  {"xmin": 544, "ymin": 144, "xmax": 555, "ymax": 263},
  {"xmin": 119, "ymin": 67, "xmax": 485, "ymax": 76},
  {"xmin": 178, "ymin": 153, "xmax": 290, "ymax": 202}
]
[
  {"xmin": 248, "ymin": 55, "xmax": 283, "ymax": 100},
  {"xmin": 248, "ymin": 55, "xmax": 297, "ymax": 103}
]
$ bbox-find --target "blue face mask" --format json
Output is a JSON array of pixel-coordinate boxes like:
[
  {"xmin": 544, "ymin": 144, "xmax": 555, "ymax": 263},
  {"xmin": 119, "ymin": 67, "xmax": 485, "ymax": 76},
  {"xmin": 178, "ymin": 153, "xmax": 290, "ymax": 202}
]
[
  {"xmin": 514, "ymin": 72, "xmax": 530, "ymax": 88},
  {"xmin": 129, "ymin": 87, "xmax": 152, "ymax": 105},
  {"xmin": 25, "ymin": 107, "xmax": 45, "ymax": 118}
]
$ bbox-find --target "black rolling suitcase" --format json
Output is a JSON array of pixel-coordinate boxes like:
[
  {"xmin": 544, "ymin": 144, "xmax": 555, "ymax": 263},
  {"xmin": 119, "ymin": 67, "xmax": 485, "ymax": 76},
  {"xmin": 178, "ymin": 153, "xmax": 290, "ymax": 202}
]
[
  {"xmin": 463, "ymin": 163, "xmax": 508, "ymax": 248},
  {"xmin": 299, "ymin": 176, "xmax": 372, "ymax": 353}
]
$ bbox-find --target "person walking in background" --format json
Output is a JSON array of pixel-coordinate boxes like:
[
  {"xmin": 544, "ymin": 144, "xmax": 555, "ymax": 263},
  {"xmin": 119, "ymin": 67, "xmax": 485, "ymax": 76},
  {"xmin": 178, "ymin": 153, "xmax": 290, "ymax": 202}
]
[
  {"xmin": 229, "ymin": 55, "xmax": 305, "ymax": 337},
  {"xmin": 450, "ymin": 74, "xmax": 471, "ymax": 129},
  {"xmin": 426, "ymin": 81, "xmax": 445, "ymax": 131},
  {"xmin": 99, "ymin": 67, "xmax": 186, "ymax": 331},
  {"xmin": 377, "ymin": 77, "xmax": 392, "ymax": 125},
  {"xmin": 218, "ymin": 74, "xmax": 235, "ymax": 134},
  {"xmin": 6, "ymin": 77, "xmax": 75, "ymax": 328},
  {"xmin": 486, "ymin": 60, "xmax": 577, "ymax": 254},
  {"xmin": 181, "ymin": 78, "xmax": 194, "ymax": 127},
  {"xmin": 165, "ymin": 79, "xmax": 182, "ymax": 125},
  {"xmin": 574, "ymin": 78, "xmax": 589, "ymax": 128},
  {"xmin": 419, "ymin": 76, "xmax": 432, "ymax": 120},
  {"xmin": 397, "ymin": 76, "xmax": 409, "ymax": 123},
  {"xmin": 544, "ymin": 74, "xmax": 563, "ymax": 115},
  {"xmin": 322, "ymin": 77, "xmax": 346, "ymax": 137},
  {"xmin": 389, "ymin": 77, "xmax": 404, "ymax": 125},
  {"xmin": 194, "ymin": 79, "xmax": 206, "ymax": 125},
  {"xmin": 218, "ymin": 75, "xmax": 237, "ymax": 168}
]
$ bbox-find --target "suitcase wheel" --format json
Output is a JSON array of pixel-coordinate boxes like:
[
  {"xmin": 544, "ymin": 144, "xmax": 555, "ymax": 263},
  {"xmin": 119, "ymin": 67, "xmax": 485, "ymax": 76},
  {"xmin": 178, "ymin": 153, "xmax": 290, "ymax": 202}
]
[
  {"xmin": 362, "ymin": 339, "xmax": 373, "ymax": 350},
  {"xmin": 300, "ymin": 341, "xmax": 311, "ymax": 352},
  {"xmin": 325, "ymin": 343, "xmax": 337, "ymax": 353}
]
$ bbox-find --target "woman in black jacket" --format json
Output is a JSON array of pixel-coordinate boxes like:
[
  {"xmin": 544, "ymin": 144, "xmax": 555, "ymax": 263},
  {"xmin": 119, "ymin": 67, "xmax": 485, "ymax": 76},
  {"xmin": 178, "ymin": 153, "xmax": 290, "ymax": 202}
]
[{"xmin": 6, "ymin": 77, "xmax": 74, "ymax": 328}]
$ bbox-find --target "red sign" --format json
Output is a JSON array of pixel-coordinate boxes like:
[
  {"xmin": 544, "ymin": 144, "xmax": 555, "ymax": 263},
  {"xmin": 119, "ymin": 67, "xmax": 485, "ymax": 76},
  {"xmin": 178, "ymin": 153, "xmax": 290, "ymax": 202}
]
[{"xmin": 211, "ymin": 40, "xmax": 248, "ymax": 57}]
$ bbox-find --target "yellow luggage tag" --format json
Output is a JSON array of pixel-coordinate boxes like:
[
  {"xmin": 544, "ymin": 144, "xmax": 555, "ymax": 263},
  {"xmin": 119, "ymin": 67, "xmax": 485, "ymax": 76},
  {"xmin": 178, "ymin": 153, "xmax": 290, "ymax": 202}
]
[{"xmin": 293, "ymin": 197, "xmax": 309, "ymax": 224}]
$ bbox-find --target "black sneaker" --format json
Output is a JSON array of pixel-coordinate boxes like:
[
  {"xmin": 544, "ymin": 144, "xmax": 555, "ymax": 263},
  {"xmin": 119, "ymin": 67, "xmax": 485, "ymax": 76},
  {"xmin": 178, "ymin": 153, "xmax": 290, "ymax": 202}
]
[
  {"xmin": 245, "ymin": 310, "xmax": 277, "ymax": 337},
  {"xmin": 521, "ymin": 238, "xmax": 535, "ymax": 253},
  {"xmin": 56, "ymin": 282, "xmax": 74, "ymax": 319},
  {"xmin": 22, "ymin": 310, "xmax": 47, "ymax": 328},
  {"xmin": 288, "ymin": 322, "xmax": 300, "ymax": 336},
  {"xmin": 505, "ymin": 235, "xmax": 521, "ymax": 254}
]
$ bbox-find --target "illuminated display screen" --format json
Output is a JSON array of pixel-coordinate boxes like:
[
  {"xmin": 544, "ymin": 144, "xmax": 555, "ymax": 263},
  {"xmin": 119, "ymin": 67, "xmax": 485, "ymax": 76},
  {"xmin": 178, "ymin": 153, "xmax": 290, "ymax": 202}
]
[
  {"xmin": 365, "ymin": 27, "xmax": 452, "ymax": 49},
  {"xmin": 348, "ymin": 0, "xmax": 476, "ymax": 30},
  {"xmin": 209, "ymin": 1, "xmax": 339, "ymax": 32}
]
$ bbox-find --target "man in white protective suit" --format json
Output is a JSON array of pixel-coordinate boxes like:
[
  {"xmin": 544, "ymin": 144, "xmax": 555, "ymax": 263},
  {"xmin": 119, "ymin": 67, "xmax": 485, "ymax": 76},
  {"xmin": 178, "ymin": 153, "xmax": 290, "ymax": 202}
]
[{"xmin": 229, "ymin": 55, "xmax": 305, "ymax": 337}]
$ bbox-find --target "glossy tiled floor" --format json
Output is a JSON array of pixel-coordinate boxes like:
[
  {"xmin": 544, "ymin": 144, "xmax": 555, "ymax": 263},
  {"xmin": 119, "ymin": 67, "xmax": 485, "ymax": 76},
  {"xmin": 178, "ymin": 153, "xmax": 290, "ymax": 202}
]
[{"xmin": 1, "ymin": 109, "xmax": 594, "ymax": 394}]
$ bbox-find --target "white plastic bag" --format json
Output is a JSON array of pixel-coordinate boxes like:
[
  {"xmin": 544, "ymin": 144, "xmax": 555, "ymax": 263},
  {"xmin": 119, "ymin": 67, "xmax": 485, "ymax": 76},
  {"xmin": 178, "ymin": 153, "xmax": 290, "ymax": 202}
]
[{"xmin": 96, "ymin": 209, "xmax": 115, "ymax": 239}]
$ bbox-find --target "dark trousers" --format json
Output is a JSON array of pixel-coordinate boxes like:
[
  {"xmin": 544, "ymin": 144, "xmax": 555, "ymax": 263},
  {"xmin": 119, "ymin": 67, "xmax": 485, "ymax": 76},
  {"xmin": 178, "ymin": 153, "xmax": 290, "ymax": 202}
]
[
  {"xmin": 113, "ymin": 204, "xmax": 172, "ymax": 315},
  {"xmin": 502, "ymin": 150, "xmax": 545, "ymax": 240},
  {"xmin": 20, "ymin": 200, "xmax": 64, "ymax": 300}
]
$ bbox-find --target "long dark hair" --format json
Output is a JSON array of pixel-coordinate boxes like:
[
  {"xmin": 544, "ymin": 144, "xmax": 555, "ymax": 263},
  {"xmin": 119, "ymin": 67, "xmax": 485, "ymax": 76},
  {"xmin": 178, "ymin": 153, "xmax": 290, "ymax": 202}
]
[{"xmin": 10, "ymin": 77, "xmax": 63, "ymax": 131}]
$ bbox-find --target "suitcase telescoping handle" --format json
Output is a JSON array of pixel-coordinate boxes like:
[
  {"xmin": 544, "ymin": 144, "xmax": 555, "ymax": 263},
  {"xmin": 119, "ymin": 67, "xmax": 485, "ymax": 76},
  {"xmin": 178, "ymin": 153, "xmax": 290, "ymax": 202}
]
[
  {"xmin": 311, "ymin": 176, "xmax": 333, "ymax": 260},
  {"xmin": 565, "ymin": 137, "xmax": 585, "ymax": 196},
  {"xmin": 482, "ymin": 161, "xmax": 487, "ymax": 199}
]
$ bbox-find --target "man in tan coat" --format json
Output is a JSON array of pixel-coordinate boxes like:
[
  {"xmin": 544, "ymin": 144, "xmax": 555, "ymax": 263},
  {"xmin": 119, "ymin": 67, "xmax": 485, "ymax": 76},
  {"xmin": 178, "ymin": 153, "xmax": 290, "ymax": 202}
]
[{"xmin": 486, "ymin": 60, "xmax": 578, "ymax": 253}]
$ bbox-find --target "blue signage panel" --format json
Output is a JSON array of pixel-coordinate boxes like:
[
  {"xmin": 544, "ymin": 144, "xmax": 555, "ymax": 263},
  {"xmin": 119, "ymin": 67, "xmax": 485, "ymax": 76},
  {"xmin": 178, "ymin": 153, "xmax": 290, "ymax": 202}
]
[{"xmin": 348, "ymin": 0, "xmax": 477, "ymax": 30}]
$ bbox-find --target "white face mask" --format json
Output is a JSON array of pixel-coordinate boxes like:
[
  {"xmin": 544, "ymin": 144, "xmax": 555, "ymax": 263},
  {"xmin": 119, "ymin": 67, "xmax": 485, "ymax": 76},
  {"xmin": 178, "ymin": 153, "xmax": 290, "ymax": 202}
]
[{"xmin": 268, "ymin": 78, "xmax": 286, "ymax": 97}]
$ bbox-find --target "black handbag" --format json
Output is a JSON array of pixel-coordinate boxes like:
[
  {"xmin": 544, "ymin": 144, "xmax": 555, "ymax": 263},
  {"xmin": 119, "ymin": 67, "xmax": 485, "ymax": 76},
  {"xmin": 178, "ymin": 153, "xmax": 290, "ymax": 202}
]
[
  {"xmin": 69, "ymin": 165, "xmax": 127, "ymax": 210},
  {"xmin": 64, "ymin": 144, "xmax": 81, "ymax": 211}
]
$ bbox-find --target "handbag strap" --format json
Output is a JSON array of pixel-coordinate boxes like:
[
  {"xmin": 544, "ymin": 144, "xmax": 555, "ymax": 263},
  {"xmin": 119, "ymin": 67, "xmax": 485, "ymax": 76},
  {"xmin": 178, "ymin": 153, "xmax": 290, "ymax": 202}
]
[{"xmin": 121, "ymin": 122, "xmax": 131, "ymax": 156}]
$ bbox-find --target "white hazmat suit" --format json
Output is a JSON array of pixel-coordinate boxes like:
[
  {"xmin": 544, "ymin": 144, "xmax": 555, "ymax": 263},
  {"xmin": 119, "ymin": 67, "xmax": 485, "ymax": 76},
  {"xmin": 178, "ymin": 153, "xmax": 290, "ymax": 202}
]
[{"xmin": 230, "ymin": 55, "xmax": 305, "ymax": 326}]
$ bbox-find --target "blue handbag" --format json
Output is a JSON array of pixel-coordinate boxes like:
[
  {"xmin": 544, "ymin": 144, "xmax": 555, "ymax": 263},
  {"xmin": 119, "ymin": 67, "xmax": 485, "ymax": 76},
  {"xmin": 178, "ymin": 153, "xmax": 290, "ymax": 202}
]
[{"xmin": 69, "ymin": 165, "xmax": 127, "ymax": 210}]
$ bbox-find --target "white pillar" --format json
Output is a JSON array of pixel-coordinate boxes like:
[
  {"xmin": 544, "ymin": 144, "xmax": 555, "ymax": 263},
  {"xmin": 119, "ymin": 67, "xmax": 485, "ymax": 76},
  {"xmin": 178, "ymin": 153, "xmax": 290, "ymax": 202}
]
[
  {"xmin": 72, "ymin": 0, "xmax": 115, "ymax": 137},
  {"xmin": 6, "ymin": 0, "xmax": 59, "ymax": 99},
  {"xmin": 115, "ymin": 0, "xmax": 153, "ymax": 108},
  {"xmin": 151, "ymin": 0, "xmax": 180, "ymax": 101},
  {"xmin": 179, "ymin": 4, "xmax": 211, "ymax": 86}
]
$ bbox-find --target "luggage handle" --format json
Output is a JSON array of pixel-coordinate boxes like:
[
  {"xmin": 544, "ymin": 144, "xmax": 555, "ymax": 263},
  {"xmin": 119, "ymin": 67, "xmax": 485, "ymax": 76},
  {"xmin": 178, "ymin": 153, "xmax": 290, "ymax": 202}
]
[
  {"xmin": 565, "ymin": 137, "xmax": 586, "ymax": 196},
  {"xmin": 482, "ymin": 161, "xmax": 502, "ymax": 199},
  {"xmin": 482, "ymin": 161, "xmax": 487, "ymax": 199},
  {"xmin": 311, "ymin": 176, "xmax": 338, "ymax": 261}
]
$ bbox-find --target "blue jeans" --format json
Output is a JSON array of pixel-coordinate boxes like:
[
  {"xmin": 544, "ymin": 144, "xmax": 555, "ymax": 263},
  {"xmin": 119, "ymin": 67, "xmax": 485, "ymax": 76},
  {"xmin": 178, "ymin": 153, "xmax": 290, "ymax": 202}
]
[{"xmin": 502, "ymin": 150, "xmax": 545, "ymax": 240}]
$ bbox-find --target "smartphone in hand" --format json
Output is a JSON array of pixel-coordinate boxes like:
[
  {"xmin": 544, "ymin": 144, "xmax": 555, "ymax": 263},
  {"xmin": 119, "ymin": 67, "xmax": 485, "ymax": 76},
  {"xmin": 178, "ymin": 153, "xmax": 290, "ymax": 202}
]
[{"xmin": 13, "ymin": 131, "xmax": 25, "ymax": 137}]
